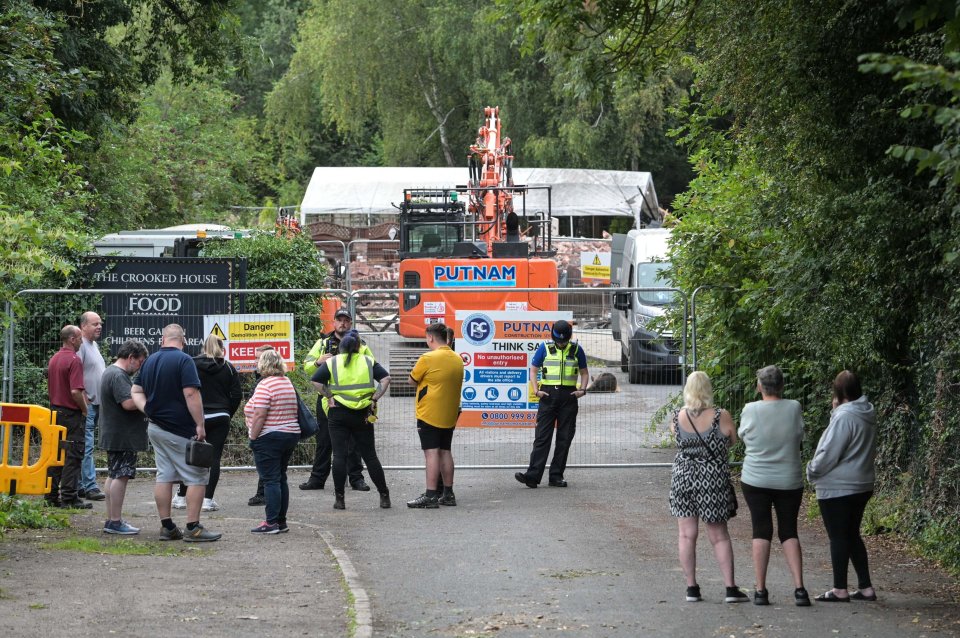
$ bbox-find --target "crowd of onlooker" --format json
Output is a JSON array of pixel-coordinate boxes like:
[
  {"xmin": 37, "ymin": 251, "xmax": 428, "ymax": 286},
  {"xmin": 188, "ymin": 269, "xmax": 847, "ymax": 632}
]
[
  {"xmin": 670, "ymin": 366, "xmax": 878, "ymax": 605},
  {"xmin": 43, "ymin": 308, "xmax": 880, "ymax": 605}
]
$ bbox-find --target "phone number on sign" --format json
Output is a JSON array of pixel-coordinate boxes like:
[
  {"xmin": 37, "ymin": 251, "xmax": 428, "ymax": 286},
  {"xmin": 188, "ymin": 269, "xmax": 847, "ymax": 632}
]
[{"xmin": 480, "ymin": 412, "xmax": 536, "ymax": 421}]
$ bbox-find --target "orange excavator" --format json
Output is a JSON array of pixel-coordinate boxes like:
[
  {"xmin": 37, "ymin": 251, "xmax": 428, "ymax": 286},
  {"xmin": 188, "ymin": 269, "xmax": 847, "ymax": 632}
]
[{"xmin": 389, "ymin": 107, "xmax": 559, "ymax": 394}]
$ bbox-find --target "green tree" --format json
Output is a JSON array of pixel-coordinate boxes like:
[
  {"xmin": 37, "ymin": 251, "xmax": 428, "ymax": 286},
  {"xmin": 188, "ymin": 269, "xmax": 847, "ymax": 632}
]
[
  {"xmin": 32, "ymin": 0, "xmax": 243, "ymax": 134},
  {"xmin": 90, "ymin": 73, "xmax": 272, "ymax": 229},
  {"xmin": 200, "ymin": 231, "xmax": 328, "ymax": 350},
  {"xmin": 509, "ymin": 0, "xmax": 960, "ymax": 571},
  {"xmin": 0, "ymin": 3, "xmax": 93, "ymax": 312}
]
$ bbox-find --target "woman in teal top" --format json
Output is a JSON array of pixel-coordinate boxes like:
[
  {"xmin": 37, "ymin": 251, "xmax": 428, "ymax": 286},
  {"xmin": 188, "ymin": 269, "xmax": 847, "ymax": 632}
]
[{"xmin": 738, "ymin": 365, "xmax": 809, "ymax": 607}]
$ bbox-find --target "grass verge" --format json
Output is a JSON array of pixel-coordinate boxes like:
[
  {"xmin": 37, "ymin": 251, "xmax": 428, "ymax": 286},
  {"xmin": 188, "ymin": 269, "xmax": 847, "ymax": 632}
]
[{"xmin": 39, "ymin": 537, "xmax": 204, "ymax": 556}]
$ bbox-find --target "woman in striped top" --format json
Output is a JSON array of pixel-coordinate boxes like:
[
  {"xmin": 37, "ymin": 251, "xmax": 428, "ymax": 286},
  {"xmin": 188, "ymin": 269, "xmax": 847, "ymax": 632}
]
[{"xmin": 245, "ymin": 349, "xmax": 300, "ymax": 534}]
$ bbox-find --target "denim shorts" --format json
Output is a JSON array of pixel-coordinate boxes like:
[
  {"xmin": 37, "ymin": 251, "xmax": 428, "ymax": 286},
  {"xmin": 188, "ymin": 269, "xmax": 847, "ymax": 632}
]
[
  {"xmin": 106, "ymin": 450, "xmax": 138, "ymax": 479},
  {"xmin": 147, "ymin": 423, "xmax": 210, "ymax": 486}
]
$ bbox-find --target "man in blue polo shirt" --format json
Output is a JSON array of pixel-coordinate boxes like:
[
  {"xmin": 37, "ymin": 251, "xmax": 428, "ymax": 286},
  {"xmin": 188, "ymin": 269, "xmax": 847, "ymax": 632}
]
[{"xmin": 131, "ymin": 324, "xmax": 221, "ymax": 542}]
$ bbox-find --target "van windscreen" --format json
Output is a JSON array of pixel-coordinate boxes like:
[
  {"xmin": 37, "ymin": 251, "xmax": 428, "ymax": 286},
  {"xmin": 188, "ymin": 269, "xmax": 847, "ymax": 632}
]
[{"xmin": 635, "ymin": 262, "xmax": 674, "ymax": 306}]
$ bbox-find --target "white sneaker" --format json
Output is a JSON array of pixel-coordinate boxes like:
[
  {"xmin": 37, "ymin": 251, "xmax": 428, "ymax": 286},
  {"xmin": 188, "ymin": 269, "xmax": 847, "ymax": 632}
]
[
  {"xmin": 202, "ymin": 498, "xmax": 219, "ymax": 512},
  {"xmin": 171, "ymin": 495, "xmax": 187, "ymax": 510}
]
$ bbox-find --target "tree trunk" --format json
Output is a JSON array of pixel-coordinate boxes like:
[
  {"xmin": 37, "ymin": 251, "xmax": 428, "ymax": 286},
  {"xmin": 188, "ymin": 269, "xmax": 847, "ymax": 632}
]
[{"xmin": 418, "ymin": 55, "xmax": 455, "ymax": 166}]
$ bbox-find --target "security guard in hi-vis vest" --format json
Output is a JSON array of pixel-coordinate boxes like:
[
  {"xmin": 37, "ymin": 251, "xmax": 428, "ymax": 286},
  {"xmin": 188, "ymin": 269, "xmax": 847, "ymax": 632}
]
[
  {"xmin": 312, "ymin": 332, "xmax": 392, "ymax": 510},
  {"xmin": 515, "ymin": 320, "xmax": 589, "ymax": 488},
  {"xmin": 299, "ymin": 307, "xmax": 374, "ymax": 492}
]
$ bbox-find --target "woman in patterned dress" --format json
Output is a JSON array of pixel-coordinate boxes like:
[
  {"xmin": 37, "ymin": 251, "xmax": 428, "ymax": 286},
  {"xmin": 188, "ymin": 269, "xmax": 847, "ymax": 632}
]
[{"xmin": 669, "ymin": 371, "xmax": 748, "ymax": 603}]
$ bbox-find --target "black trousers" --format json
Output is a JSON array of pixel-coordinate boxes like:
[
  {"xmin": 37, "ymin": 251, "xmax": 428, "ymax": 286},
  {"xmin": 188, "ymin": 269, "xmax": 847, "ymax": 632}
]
[
  {"xmin": 819, "ymin": 491, "xmax": 874, "ymax": 590},
  {"xmin": 327, "ymin": 407, "xmax": 387, "ymax": 496},
  {"xmin": 307, "ymin": 396, "xmax": 364, "ymax": 486},
  {"xmin": 522, "ymin": 387, "xmax": 578, "ymax": 483},
  {"xmin": 48, "ymin": 406, "xmax": 84, "ymax": 501}
]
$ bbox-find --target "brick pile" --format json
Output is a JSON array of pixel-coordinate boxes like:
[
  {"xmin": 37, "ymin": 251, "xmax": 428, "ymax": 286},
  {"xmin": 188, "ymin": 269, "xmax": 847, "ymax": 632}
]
[{"xmin": 309, "ymin": 221, "xmax": 615, "ymax": 287}]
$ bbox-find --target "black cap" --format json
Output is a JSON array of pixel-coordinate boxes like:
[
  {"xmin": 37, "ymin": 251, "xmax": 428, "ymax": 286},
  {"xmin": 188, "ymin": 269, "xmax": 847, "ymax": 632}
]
[
  {"xmin": 551, "ymin": 320, "xmax": 572, "ymax": 342},
  {"xmin": 334, "ymin": 307, "xmax": 352, "ymax": 319}
]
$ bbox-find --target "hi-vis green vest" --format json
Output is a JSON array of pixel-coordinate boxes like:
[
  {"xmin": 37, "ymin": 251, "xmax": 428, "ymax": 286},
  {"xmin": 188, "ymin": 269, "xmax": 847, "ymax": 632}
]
[
  {"xmin": 540, "ymin": 342, "xmax": 581, "ymax": 386},
  {"xmin": 325, "ymin": 353, "xmax": 376, "ymax": 411}
]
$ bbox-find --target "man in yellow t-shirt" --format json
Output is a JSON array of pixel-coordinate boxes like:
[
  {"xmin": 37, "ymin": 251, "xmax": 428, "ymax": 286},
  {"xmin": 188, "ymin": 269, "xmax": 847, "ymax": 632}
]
[{"xmin": 406, "ymin": 322, "xmax": 464, "ymax": 509}]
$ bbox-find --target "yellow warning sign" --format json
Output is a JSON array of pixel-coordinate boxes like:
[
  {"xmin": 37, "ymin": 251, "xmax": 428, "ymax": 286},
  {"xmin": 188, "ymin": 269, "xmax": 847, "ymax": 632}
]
[
  {"xmin": 582, "ymin": 265, "xmax": 610, "ymax": 278},
  {"xmin": 228, "ymin": 320, "xmax": 291, "ymax": 340},
  {"xmin": 580, "ymin": 251, "xmax": 611, "ymax": 282},
  {"xmin": 210, "ymin": 323, "xmax": 226, "ymax": 339}
]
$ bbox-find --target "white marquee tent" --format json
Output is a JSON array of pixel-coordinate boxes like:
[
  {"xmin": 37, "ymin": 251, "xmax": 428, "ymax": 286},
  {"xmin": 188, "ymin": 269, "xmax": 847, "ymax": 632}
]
[{"xmin": 298, "ymin": 166, "xmax": 660, "ymax": 230}]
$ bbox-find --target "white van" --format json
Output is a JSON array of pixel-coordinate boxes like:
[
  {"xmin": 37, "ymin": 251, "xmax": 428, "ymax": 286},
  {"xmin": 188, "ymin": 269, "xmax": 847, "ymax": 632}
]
[{"xmin": 610, "ymin": 228, "xmax": 681, "ymax": 383}]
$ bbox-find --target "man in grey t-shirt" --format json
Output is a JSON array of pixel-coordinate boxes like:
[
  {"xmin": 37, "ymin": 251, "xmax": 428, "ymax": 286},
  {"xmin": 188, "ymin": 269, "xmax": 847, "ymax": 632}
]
[
  {"xmin": 98, "ymin": 340, "xmax": 148, "ymax": 535},
  {"xmin": 78, "ymin": 311, "xmax": 106, "ymax": 501}
]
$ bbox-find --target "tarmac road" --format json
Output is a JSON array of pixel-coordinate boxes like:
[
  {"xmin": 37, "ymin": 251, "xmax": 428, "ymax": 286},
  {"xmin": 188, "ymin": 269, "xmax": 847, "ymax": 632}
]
[
  {"xmin": 2, "ymin": 461, "xmax": 957, "ymax": 638},
  {"xmin": 319, "ymin": 453, "xmax": 959, "ymax": 638}
]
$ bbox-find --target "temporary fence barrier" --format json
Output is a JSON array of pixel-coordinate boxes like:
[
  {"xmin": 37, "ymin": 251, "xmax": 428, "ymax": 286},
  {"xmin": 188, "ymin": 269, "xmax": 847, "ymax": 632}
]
[
  {"xmin": 348, "ymin": 285, "xmax": 688, "ymax": 467},
  {"xmin": 0, "ymin": 403, "xmax": 66, "ymax": 495},
  {"xmin": 3, "ymin": 286, "xmax": 688, "ymax": 471}
]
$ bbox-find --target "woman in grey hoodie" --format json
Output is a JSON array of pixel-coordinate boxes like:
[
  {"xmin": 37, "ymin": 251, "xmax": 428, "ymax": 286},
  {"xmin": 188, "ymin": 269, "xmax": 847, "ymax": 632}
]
[{"xmin": 806, "ymin": 370, "xmax": 878, "ymax": 602}]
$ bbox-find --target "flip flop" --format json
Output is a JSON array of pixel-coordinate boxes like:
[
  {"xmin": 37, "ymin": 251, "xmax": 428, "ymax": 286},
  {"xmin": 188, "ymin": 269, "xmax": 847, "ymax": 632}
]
[
  {"xmin": 850, "ymin": 591, "xmax": 877, "ymax": 601},
  {"xmin": 815, "ymin": 591, "xmax": 851, "ymax": 602}
]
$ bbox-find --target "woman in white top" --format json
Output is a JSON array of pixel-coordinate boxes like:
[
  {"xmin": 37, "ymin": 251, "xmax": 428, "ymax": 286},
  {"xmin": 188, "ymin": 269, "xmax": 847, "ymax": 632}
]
[{"xmin": 738, "ymin": 365, "xmax": 809, "ymax": 606}]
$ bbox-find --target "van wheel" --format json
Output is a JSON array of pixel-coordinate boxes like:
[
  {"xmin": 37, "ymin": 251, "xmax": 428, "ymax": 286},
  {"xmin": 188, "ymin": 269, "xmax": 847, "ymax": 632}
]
[
  {"xmin": 627, "ymin": 353, "xmax": 642, "ymax": 385},
  {"xmin": 621, "ymin": 351, "xmax": 629, "ymax": 372}
]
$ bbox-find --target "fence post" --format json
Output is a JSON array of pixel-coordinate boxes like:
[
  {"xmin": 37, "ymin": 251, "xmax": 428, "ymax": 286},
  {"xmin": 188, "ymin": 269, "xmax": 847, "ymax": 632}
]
[{"xmin": 3, "ymin": 301, "xmax": 13, "ymax": 403}]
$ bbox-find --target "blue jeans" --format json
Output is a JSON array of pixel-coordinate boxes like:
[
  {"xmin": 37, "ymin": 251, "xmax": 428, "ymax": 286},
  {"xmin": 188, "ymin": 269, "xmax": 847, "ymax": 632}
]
[
  {"xmin": 251, "ymin": 431, "xmax": 299, "ymax": 525},
  {"xmin": 80, "ymin": 404, "xmax": 99, "ymax": 492}
]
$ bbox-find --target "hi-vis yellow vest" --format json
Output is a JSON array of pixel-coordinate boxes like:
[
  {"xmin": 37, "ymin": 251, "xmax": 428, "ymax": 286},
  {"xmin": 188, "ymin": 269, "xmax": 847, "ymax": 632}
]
[
  {"xmin": 540, "ymin": 342, "xmax": 580, "ymax": 386},
  {"xmin": 325, "ymin": 354, "xmax": 376, "ymax": 410}
]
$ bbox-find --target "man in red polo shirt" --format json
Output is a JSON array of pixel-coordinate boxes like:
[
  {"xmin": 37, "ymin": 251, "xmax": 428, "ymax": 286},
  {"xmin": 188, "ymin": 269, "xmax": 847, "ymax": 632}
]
[{"xmin": 46, "ymin": 325, "xmax": 93, "ymax": 509}]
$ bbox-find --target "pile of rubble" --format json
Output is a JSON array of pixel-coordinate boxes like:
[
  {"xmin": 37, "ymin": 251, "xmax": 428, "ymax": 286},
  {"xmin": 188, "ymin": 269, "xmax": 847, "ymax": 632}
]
[
  {"xmin": 553, "ymin": 232, "xmax": 612, "ymax": 286},
  {"xmin": 310, "ymin": 219, "xmax": 614, "ymax": 287}
]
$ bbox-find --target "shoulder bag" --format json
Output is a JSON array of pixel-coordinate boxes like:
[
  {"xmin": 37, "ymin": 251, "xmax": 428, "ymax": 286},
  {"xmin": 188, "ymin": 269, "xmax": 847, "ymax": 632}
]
[{"xmin": 296, "ymin": 390, "xmax": 319, "ymax": 440}]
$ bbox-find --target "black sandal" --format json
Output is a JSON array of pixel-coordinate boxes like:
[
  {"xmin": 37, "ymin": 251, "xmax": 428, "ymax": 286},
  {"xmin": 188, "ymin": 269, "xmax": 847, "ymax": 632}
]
[
  {"xmin": 850, "ymin": 590, "xmax": 877, "ymax": 601},
  {"xmin": 815, "ymin": 590, "xmax": 850, "ymax": 602}
]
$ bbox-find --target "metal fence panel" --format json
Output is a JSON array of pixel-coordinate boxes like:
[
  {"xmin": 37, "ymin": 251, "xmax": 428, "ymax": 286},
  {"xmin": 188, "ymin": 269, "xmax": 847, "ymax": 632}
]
[{"xmin": 3, "ymin": 286, "xmax": 688, "ymax": 470}]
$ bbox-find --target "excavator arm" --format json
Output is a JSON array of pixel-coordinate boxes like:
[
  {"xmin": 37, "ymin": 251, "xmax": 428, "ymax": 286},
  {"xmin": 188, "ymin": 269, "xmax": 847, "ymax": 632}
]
[{"xmin": 468, "ymin": 106, "xmax": 515, "ymax": 252}]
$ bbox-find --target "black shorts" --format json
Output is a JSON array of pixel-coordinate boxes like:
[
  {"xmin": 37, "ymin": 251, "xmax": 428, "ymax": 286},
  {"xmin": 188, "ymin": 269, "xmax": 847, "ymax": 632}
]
[
  {"xmin": 417, "ymin": 420, "xmax": 455, "ymax": 450},
  {"xmin": 107, "ymin": 451, "xmax": 139, "ymax": 479}
]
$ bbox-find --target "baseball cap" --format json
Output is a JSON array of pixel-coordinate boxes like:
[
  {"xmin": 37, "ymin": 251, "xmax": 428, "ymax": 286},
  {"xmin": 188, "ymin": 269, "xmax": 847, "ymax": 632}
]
[{"xmin": 334, "ymin": 307, "xmax": 352, "ymax": 319}]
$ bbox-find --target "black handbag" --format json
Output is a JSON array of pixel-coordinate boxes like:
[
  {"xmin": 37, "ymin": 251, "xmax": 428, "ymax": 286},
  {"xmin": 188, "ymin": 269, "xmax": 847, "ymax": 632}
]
[
  {"xmin": 296, "ymin": 391, "xmax": 319, "ymax": 441},
  {"xmin": 185, "ymin": 437, "xmax": 216, "ymax": 468}
]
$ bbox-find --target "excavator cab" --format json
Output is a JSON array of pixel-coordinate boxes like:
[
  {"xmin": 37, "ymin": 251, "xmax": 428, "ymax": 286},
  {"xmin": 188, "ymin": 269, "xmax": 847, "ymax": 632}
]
[{"xmin": 397, "ymin": 189, "xmax": 465, "ymax": 259}]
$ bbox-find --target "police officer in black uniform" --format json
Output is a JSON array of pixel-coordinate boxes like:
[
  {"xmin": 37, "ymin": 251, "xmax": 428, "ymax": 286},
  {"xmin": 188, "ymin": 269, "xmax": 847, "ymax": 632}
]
[{"xmin": 515, "ymin": 320, "xmax": 589, "ymax": 488}]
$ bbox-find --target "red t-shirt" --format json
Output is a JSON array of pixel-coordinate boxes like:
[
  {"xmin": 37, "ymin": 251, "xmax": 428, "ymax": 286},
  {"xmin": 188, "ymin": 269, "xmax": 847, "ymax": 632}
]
[{"xmin": 48, "ymin": 346, "xmax": 85, "ymax": 410}]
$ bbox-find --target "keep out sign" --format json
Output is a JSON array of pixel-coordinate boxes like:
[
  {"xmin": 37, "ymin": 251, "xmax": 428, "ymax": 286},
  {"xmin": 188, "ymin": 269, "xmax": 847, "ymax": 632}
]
[{"xmin": 203, "ymin": 314, "xmax": 295, "ymax": 372}]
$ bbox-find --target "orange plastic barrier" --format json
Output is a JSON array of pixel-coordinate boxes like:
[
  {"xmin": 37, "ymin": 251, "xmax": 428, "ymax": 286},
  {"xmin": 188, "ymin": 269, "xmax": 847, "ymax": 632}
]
[{"xmin": 0, "ymin": 403, "xmax": 66, "ymax": 496}]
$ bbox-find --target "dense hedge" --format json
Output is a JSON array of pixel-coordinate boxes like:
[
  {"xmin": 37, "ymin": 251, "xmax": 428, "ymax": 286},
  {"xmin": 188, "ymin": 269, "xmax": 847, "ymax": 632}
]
[{"xmin": 662, "ymin": 1, "xmax": 960, "ymax": 576}]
